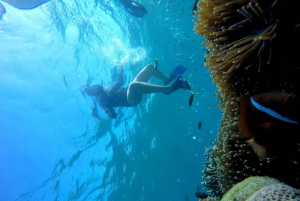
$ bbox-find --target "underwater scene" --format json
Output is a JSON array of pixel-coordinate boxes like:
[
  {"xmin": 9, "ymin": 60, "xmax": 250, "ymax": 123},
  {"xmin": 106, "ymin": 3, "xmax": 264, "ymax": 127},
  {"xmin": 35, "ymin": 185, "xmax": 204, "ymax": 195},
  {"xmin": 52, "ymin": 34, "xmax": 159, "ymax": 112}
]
[
  {"xmin": 0, "ymin": 0, "xmax": 221, "ymax": 200},
  {"xmin": 3, "ymin": 0, "xmax": 300, "ymax": 200}
]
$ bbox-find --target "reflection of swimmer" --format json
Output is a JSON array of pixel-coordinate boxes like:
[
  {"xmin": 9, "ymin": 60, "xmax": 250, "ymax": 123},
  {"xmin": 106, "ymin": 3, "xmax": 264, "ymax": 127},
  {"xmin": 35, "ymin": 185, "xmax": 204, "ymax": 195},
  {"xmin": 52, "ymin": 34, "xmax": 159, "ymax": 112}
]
[
  {"xmin": 0, "ymin": 2, "xmax": 6, "ymax": 19},
  {"xmin": 2, "ymin": 0, "xmax": 50, "ymax": 9},
  {"xmin": 83, "ymin": 63, "xmax": 188, "ymax": 119},
  {"xmin": 119, "ymin": 0, "xmax": 147, "ymax": 18}
]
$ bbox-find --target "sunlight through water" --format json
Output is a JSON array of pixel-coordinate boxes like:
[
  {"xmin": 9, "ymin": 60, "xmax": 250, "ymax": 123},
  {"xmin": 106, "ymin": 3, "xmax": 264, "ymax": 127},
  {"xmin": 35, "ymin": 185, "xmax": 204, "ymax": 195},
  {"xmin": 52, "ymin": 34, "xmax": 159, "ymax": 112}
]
[{"xmin": 0, "ymin": 0, "xmax": 221, "ymax": 200}]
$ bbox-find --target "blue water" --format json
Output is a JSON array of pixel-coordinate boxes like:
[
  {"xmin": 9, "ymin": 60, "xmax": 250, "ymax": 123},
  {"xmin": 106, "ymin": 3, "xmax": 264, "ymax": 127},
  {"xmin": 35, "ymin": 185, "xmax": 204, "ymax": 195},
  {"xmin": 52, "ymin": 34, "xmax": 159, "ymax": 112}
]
[{"xmin": 0, "ymin": 0, "xmax": 221, "ymax": 200}]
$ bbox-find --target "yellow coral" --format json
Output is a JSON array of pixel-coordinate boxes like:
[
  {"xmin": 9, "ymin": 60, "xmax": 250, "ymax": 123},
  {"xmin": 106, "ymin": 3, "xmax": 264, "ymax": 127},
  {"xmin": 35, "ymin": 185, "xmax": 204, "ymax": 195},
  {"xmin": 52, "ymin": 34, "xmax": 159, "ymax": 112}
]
[{"xmin": 221, "ymin": 176, "xmax": 300, "ymax": 201}]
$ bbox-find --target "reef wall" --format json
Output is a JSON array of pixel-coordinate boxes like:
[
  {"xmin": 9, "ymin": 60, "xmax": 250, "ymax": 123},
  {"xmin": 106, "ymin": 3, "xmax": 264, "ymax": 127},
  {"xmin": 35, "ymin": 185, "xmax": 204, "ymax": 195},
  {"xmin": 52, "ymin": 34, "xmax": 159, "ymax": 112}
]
[
  {"xmin": 221, "ymin": 176, "xmax": 300, "ymax": 201},
  {"xmin": 193, "ymin": 0, "xmax": 300, "ymax": 199}
]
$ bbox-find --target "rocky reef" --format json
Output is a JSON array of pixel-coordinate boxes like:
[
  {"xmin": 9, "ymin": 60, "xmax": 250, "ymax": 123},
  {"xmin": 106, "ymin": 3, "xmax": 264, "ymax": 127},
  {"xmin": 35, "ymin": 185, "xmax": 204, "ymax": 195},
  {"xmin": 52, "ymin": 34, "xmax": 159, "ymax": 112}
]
[{"xmin": 193, "ymin": 0, "xmax": 300, "ymax": 200}]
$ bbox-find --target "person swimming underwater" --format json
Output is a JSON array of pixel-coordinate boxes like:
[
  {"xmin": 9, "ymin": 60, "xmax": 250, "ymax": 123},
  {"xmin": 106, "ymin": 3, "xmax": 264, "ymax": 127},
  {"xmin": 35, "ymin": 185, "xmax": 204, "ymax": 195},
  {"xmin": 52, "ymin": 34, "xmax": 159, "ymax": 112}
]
[
  {"xmin": 84, "ymin": 63, "xmax": 189, "ymax": 119},
  {"xmin": 119, "ymin": 0, "xmax": 147, "ymax": 18}
]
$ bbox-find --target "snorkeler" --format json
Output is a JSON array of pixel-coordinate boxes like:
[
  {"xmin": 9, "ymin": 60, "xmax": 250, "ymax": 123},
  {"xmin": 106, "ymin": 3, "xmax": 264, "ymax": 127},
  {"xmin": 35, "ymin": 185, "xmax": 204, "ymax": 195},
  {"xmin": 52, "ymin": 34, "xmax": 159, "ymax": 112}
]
[
  {"xmin": 84, "ymin": 63, "xmax": 188, "ymax": 119},
  {"xmin": 119, "ymin": 0, "xmax": 147, "ymax": 18}
]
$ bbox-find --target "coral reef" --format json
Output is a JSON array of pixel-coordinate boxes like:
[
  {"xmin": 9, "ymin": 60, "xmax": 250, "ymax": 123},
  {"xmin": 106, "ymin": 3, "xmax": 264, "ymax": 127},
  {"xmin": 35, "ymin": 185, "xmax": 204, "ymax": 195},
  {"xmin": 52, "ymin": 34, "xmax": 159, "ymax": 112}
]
[
  {"xmin": 221, "ymin": 176, "xmax": 300, "ymax": 201},
  {"xmin": 193, "ymin": 0, "xmax": 300, "ymax": 199}
]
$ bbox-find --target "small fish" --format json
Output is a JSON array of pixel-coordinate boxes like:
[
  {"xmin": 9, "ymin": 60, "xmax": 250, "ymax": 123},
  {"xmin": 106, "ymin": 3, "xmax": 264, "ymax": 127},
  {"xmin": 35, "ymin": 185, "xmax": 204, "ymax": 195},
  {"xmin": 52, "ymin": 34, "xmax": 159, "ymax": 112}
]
[
  {"xmin": 195, "ymin": 191, "xmax": 209, "ymax": 199},
  {"xmin": 238, "ymin": 91, "xmax": 300, "ymax": 160},
  {"xmin": 198, "ymin": 121, "xmax": 202, "ymax": 130},
  {"xmin": 189, "ymin": 92, "xmax": 194, "ymax": 107}
]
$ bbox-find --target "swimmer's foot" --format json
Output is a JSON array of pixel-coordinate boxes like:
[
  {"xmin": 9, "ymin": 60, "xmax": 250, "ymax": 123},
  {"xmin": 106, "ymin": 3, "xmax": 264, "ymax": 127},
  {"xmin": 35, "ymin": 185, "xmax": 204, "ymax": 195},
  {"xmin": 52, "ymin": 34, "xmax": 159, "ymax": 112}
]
[
  {"xmin": 164, "ymin": 76, "xmax": 190, "ymax": 95},
  {"xmin": 126, "ymin": 1, "xmax": 147, "ymax": 18},
  {"xmin": 164, "ymin": 65, "xmax": 187, "ymax": 85}
]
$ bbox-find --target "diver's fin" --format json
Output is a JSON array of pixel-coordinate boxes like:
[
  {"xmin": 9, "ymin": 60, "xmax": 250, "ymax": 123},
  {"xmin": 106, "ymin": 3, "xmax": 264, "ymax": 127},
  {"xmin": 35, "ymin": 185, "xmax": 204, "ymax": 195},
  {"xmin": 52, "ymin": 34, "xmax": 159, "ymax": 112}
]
[
  {"xmin": 246, "ymin": 138, "xmax": 267, "ymax": 160},
  {"xmin": 126, "ymin": 1, "xmax": 147, "ymax": 18},
  {"xmin": 164, "ymin": 65, "xmax": 187, "ymax": 85},
  {"xmin": 165, "ymin": 76, "xmax": 188, "ymax": 95}
]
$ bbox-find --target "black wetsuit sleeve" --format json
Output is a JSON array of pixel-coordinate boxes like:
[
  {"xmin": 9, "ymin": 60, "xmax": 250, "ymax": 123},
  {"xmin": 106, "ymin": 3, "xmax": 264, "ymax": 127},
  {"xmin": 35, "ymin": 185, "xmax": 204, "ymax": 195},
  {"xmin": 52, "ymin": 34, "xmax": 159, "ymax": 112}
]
[{"xmin": 85, "ymin": 85, "xmax": 102, "ymax": 96}]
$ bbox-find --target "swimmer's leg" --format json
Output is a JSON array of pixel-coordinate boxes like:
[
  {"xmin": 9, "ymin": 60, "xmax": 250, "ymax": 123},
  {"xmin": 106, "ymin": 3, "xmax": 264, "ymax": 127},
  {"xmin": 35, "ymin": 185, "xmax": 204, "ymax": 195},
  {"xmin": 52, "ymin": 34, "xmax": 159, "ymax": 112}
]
[
  {"xmin": 127, "ymin": 64, "xmax": 172, "ymax": 106},
  {"xmin": 133, "ymin": 64, "xmax": 168, "ymax": 83}
]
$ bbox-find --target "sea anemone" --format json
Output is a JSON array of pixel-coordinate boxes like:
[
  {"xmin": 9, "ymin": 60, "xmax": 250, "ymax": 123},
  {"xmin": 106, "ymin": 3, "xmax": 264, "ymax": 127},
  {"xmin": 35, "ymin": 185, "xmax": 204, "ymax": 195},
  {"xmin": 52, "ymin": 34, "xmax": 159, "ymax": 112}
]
[{"xmin": 194, "ymin": 0, "xmax": 300, "ymax": 98}]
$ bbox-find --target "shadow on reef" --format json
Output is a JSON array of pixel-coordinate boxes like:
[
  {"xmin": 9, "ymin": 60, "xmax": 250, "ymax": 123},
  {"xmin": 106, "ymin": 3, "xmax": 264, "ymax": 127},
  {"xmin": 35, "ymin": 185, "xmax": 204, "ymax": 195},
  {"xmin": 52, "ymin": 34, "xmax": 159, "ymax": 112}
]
[{"xmin": 193, "ymin": 0, "xmax": 300, "ymax": 199}]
